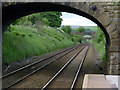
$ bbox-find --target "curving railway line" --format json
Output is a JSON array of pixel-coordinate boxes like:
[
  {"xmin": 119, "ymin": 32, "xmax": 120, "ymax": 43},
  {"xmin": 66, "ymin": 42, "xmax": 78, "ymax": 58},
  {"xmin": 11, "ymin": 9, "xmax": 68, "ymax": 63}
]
[{"xmin": 2, "ymin": 43, "xmax": 90, "ymax": 89}]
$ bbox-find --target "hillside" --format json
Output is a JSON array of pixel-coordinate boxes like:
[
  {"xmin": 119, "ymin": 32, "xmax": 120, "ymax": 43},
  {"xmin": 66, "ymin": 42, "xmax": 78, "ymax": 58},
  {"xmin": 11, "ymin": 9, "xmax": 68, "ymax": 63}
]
[
  {"xmin": 83, "ymin": 26, "xmax": 98, "ymax": 32},
  {"xmin": 71, "ymin": 25, "xmax": 98, "ymax": 32},
  {"xmin": 3, "ymin": 24, "xmax": 82, "ymax": 64}
]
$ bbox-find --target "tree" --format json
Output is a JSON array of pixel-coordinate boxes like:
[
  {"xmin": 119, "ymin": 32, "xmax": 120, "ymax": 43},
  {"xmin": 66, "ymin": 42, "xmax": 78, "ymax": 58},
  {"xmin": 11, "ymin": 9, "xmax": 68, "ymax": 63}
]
[
  {"xmin": 12, "ymin": 16, "xmax": 32, "ymax": 26},
  {"xmin": 12, "ymin": 12, "xmax": 62, "ymax": 28},
  {"xmin": 61, "ymin": 25, "xmax": 72, "ymax": 34},
  {"xmin": 93, "ymin": 26, "xmax": 105, "ymax": 43},
  {"xmin": 28, "ymin": 12, "xmax": 62, "ymax": 28},
  {"xmin": 76, "ymin": 27, "xmax": 85, "ymax": 32}
]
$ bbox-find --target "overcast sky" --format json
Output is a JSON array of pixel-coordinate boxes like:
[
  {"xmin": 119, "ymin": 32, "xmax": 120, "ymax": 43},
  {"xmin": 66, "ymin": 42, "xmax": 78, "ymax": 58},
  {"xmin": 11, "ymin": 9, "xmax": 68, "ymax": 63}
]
[{"xmin": 61, "ymin": 12, "xmax": 97, "ymax": 26}]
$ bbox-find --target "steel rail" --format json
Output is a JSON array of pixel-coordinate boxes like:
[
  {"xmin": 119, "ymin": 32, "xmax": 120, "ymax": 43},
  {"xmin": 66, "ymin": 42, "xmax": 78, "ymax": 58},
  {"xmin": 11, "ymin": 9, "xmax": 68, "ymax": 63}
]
[
  {"xmin": 70, "ymin": 45, "xmax": 90, "ymax": 90},
  {"xmin": 4, "ymin": 44, "xmax": 85, "ymax": 89},
  {"xmin": 1, "ymin": 44, "xmax": 80, "ymax": 78},
  {"xmin": 41, "ymin": 44, "xmax": 88, "ymax": 90}
]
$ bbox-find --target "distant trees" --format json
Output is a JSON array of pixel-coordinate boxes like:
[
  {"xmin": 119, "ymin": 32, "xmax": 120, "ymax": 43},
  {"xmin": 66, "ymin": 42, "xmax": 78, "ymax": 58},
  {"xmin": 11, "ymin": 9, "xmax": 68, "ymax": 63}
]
[
  {"xmin": 76, "ymin": 27, "xmax": 85, "ymax": 32},
  {"xmin": 61, "ymin": 25, "xmax": 72, "ymax": 34}
]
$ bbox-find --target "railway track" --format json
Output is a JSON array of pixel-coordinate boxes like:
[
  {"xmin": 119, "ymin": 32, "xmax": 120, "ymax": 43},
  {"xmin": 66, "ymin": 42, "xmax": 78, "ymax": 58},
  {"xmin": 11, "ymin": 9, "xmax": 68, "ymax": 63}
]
[
  {"xmin": 2, "ymin": 44, "xmax": 87, "ymax": 89},
  {"xmin": 2, "ymin": 44, "xmax": 79, "ymax": 76},
  {"xmin": 2, "ymin": 44, "xmax": 80, "ymax": 76},
  {"xmin": 41, "ymin": 44, "xmax": 89, "ymax": 89}
]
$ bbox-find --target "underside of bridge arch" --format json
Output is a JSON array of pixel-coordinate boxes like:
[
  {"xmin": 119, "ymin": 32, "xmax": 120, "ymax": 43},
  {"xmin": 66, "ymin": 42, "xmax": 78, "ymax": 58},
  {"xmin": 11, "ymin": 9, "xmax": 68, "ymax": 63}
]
[{"xmin": 2, "ymin": 2, "xmax": 120, "ymax": 74}]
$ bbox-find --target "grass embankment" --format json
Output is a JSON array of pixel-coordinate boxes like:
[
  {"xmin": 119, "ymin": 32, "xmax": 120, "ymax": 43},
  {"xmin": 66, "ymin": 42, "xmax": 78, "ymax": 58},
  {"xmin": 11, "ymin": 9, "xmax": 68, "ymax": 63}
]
[
  {"xmin": 92, "ymin": 27, "xmax": 106, "ymax": 65},
  {"xmin": 2, "ymin": 25, "xmax": 81, "ymax": 64}
]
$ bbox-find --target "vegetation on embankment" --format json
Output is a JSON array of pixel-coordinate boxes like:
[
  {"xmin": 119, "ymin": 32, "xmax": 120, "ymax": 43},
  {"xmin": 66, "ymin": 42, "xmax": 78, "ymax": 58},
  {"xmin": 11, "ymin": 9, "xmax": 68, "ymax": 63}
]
[
  {"xmin": 2, "ymin": 22, "xmax": 82, "ymax": 64},
  {"xmin": 92, "ymin": 27, "xmax": 106, "ymax": 65},
  {"xmin": 72, "ymin": 25, "xmax": 106, "ymax": 65}
]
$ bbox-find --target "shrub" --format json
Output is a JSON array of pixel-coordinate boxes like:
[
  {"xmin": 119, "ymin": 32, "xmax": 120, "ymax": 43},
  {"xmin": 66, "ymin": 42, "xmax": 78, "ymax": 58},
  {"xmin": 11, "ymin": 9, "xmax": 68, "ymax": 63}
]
[
  {"xmin": 47, "ymin": 33, "xmax": 51, "ymax": 36},
  {"xmin": 71, "ymin": 35, "xmax": 82, "ymax": 43},
  {"xmin": 13, "ymin": 31, "xmax": 20, "ymax": 36},
  {"xmin": 76, "ymin": 27, "xmax": 85, "ymax": 32},
  {"xmin": 6, "ymin": 26, "xmax": 11, "ymax": 32},
  {"xmin": 21, "ymin": 33, "xmax": 26, "ymax": 37},
  {"xmin": 61, "ymin": 25, "xmax": 72, "ymax": 34},
  {"xmin": 57, "ymin": 37, "xmax": 61, "ymax": 41},
  {"xmin": 62, "ymin": 37, "xmax": 64, "ymax": 39},
  {"xmin": 28, "ymin": 34, "xmax": 32, "ymax": 37},
  {"xmin": 92, "ymin": 26, "xmax": 106, "ymax": 65}
]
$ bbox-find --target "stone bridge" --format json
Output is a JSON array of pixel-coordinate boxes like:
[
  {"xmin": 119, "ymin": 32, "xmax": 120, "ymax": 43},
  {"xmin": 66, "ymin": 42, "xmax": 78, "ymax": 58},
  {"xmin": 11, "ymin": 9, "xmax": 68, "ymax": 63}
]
[
  {"xmin": 72, "ymin": 31, "xmax": 96, "ymax": 38},
  {"xmin": 84, "ymin": 32, "xmax": 96, "ymax": 38},
  {"xmin": 1, "ymin": 1, "xmax": 120, "ymax": 74}
]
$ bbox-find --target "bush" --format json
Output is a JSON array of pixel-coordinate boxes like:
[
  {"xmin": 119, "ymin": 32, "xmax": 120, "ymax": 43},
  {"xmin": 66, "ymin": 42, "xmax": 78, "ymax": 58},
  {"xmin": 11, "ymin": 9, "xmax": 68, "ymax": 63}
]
[
  {"xmin": 13, "ymin": 31, "xmax": 20, "ymax": 36},
  {"xmin": 21, "ymin": 33, "xmax": 26, "ymax": 37},
  {"xmin": 28, "ymin": 34, "xmax": 32, "ymax": 37},
  {"xmin": 61, "ymin": 25, "xmax": 72, "ymax": 34},
  {"xmin": 76, "ymin": 27, "xmax": 85, "ymax": 32},
  {"xmin": 6, "ymin": 26, "xmax": 12, "ymax": 32},
  {"xmin": 71, "ymin": 35, "xmax": 82, "ymax": 43},
  {"xmin": 92, "ymin": 26, "xmax": 106, "ymax": 65},
  {"xmin": 57, "ymin": 37, "xmax": 61, "ymax": 41}
]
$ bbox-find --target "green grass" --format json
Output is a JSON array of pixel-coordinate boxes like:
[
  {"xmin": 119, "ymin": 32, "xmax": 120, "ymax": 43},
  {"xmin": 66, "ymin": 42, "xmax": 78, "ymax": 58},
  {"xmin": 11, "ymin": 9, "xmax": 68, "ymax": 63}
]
[
  {"xmin": 92, "ymin": 42, "xmax": 106, "ymax": 64},
  {"xmin": 2, "ymin": 25, "xmax": 79, "ymax": 64},
  {"xmin": 92, "ymin": 27, "xmax": 106, "ymax": 65}
]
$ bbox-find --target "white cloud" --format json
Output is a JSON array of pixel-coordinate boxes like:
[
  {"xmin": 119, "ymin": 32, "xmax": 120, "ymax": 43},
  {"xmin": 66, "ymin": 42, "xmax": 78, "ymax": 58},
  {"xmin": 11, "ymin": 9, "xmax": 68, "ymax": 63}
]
[{"xmin": 61, "ymin": 12, "xmax": 97, "ymax": 26}]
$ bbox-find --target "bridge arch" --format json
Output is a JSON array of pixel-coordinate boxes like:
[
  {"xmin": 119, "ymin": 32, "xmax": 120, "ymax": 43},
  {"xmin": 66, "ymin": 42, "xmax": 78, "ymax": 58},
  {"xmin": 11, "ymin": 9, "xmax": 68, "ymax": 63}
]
[{"xmin": 2, "ymin": 2, "xmax": 119, "ymax": 74}]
